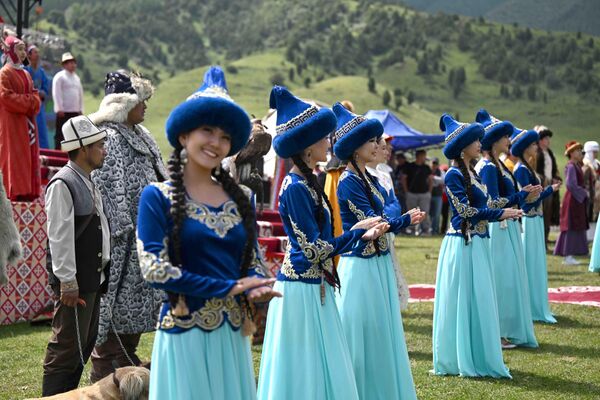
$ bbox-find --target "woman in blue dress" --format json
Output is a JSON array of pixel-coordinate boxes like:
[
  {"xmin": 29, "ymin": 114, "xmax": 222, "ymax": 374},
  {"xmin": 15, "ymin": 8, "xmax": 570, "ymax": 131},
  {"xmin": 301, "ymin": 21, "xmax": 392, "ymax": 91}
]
[
  {"xmin": 590, "ymin": 217, "xmax": 600, "ymax": 273},
  {"xmin": 511, "ymin": 127, "xmax": 562, "ymax": 323},
  {"xmin": 333, "ymin": 103, "xmax": 425, "ymax": 399},
  {"xmin": 137, "ymin": 66, "xmax": 281, "ymax": 400},
  {"xmin": 432, "ymin": 114, "xmax": 522, "ymax": 378},
  {"xmin": 258, "ymin": 87, "xmax": 388, "ymax": 400},
  {"xmin": 474, "ymin": 109, "xmax": 541, "ymax": 349}
]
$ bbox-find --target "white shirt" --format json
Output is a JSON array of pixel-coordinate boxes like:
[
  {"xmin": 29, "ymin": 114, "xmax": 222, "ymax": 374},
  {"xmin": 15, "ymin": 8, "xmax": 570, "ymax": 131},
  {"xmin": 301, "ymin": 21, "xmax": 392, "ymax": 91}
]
[
  {"xmin": 52, "ymin": 70, "xmax": 84, "ymax": 113},
  {"xmin": 368, "ymin": 164, "xmax": 394, "ymax": 194},
  {"xmin": 45, "ymin": 162, "xmax": 110, "ymax": 285}
]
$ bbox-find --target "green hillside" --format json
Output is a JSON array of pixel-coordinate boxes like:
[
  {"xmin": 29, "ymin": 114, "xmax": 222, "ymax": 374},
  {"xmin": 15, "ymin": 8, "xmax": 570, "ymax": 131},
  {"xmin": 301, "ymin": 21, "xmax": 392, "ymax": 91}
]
[
  {"xmin": 43, "ymin": 0, "xmax": 599, "ymax": 172},
  {"xmin": 401, "ymin": 0, "xmax": 600, "ymax": 36}
]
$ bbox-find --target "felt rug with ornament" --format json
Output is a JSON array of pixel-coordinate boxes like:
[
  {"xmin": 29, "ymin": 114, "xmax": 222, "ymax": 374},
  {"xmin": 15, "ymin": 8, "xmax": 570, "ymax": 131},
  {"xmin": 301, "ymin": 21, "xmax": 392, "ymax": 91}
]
[{"xmin": 408, "ymin": 285, "xmax": 600, "ymax": 308}]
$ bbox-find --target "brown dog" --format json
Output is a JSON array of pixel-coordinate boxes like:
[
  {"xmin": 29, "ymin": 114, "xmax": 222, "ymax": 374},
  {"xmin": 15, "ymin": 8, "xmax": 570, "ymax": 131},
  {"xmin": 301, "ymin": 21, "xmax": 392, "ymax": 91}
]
[{"xmin": 28, "ymin": 366, "xmax": 149, "ymax": 400}]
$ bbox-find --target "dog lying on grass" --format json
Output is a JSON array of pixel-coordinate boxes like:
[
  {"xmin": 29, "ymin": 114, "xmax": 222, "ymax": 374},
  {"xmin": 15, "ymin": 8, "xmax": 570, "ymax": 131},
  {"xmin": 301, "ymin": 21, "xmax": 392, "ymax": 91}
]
[{"xmin": 28, "ymin": 366, "xmax": 149, "ymax": 400}]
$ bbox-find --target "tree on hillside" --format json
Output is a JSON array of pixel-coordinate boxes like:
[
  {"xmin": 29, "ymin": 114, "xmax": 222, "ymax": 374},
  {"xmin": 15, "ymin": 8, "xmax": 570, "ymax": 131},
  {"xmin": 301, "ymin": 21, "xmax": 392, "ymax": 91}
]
[
  {"xmin": 304, "ymin": 77, "xmax": 311, "ymax": 88},
  {"xmin": 368, "ymin": 77, "xmax": 376, "ymax": 93},
  {"xmin": 448, "ymin": 67, "xmax": 466, "ymax": 98},
  {"xmin": 527, "ymin": 85, "xmax": 537, "ymax": 101},
  {"xmin": 383, "ymin": 90, "xmax": 391, "ymax": 107},
  {"xmin": 288, "ymin": 68, "xmax": 295, "ymax": 82},
  {"xmin": 407, "ymin": 91, "xmax": 415, "ymax": 104}
]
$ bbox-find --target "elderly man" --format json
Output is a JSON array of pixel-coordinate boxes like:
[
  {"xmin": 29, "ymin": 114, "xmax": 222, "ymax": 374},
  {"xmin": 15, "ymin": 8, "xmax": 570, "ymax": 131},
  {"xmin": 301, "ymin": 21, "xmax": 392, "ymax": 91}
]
[
  {"xmin": 52, "ymin": 52, "xmax": 83, "ymax": 150},
  {"xmin": 89, "ymin": 71, "xmax": 167, "ymax": 381},
  {"xmin": 42, "ymin": 116, "xmax": 110, "ymax": 395}
]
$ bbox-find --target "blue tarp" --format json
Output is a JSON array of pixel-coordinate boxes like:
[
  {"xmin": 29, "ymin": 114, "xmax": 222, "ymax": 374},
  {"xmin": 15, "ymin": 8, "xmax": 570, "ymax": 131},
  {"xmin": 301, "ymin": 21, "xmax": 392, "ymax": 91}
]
[{"xmin": 364, "ymin": 109, "xmax": 445, "ymax": 151}]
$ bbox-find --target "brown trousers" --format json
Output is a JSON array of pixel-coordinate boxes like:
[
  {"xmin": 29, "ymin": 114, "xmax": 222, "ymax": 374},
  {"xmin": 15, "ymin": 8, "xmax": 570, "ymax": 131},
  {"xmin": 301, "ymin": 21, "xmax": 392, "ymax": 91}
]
[
  {"xmin": 42, "ymin": 291, "xmax": 101, "ymax": 396},
  {"xmin": 543, "ymin": 193, "xmax": 555, "ymax": 247},
  {"xmin": 90, "ymin": 332, "xmax": 142, "ymax": 382}
]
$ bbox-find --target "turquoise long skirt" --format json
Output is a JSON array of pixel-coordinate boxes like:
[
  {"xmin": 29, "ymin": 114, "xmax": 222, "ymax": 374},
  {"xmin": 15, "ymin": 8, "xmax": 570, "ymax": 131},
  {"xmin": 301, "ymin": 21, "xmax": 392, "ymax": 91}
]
[
  {"xmin": 336, "ymin": 253, "xmax": 417, "ymax": 399},
  {"xmin": 257, "ymin": 281, "xmax": 359, "ymax": 400},
  {"xmin": 149, "ymin": 325, "xmax": 256, "ymax": 400},
  {"xmin": 433, "ymin": 235, "xmax": 511, "ymax": 378},
  {"xmin": 589, "ymin": 217, "xmax": 600, "ymax": 273},
  {"xmin": 521, "ymin": 216, "xmax": 557, "ymax": 323},
  {"xmin": 489, "ymin": 220, "xmax": 538, "ymax": 347}
]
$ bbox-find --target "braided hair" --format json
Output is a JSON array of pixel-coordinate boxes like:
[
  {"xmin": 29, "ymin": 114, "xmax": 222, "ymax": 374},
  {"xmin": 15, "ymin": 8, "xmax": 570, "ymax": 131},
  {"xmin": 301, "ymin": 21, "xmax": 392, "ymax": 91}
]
[
  {"xmin": 290, "ymin": 154, "xmax": 335, "ymax": 237},
  {"xmin": 454, "ymin": 157, "xmax": 475, "ymax": 244},
  {"xmin": 349, "ymin": 158, "xmax": 381, "ymax": 255},
  {"xmin": 519, "ymin": 156, "xmax": 540, "ymax": 185},
  {"xmin": 168, "ymin": 147, "xmax": 257, "ymax": 332},
  {"xmin": 487, "ymin": 151, "xmax": 507, "ymax": 194}
]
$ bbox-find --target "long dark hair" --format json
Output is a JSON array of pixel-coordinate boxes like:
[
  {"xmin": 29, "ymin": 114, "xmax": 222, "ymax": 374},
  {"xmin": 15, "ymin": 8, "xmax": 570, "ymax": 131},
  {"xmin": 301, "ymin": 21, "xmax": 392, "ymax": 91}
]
[
  {"xmin": 519, "ymin": 156, "xmax": 540, "ymax": 185},
  {"xmin": 454, "ymin": 157, "xmax": 475, "ymax": 244},
  {"xmin": 167, "ymin": 147, "xmax": 256, "ymax": 327},
  {"xmin": 290, "ymin": 154, "xmax": 335, "ymax": 237},
  {"xmin": 349, "ymin": 158, "xmax": 381, "ymax": 255}
]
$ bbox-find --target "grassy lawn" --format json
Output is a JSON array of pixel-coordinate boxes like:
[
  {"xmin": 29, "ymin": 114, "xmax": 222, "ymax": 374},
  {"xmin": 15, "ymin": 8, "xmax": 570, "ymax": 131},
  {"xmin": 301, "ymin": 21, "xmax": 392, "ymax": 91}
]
[{"xmin": 1, "ymin": 235, "xmax": 599, "ymax": 399}]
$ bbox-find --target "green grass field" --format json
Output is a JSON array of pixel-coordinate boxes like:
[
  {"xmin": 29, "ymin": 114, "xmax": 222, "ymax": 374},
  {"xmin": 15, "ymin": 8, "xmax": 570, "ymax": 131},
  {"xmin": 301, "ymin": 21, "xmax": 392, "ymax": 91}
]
[{"xmin": 1, "ymin": 235, "xmax": 599, "ymax": 399}]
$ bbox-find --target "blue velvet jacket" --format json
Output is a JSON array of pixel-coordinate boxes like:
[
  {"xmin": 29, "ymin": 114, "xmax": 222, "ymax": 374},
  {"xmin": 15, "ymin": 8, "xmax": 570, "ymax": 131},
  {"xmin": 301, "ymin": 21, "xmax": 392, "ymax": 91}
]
[
  {"xmin": 337, "ymin": 169, "xmax": 411, "ymax": 258},
  {"xmin": 277, "ymin": 173, "xmax": 365, "ymax": 284},
  {"xmin": 445, "ymin": 166, "xmax": 503, "ymax": 238},
  {"xmin": 513, "ymin": 163, "xmax": 554, "ymax": 217},
  {"xmin": 475, "ymin": 158, "xmax": 528, "ymax": 210},
  {"xmin": 136, "ymin": 181, "xmax": 265, "ymax": 334}
]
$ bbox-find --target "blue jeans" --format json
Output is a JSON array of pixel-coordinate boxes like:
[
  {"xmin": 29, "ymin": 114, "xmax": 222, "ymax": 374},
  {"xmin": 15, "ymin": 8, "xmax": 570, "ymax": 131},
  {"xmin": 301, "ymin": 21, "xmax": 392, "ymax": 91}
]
[{"xmin": 430, "ymin": 195, "xmax": 443, "ymax": 234}]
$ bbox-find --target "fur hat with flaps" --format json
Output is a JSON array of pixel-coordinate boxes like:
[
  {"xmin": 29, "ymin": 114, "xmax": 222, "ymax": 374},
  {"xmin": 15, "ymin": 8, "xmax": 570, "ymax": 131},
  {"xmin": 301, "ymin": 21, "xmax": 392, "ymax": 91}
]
[
  {"xmin": 332, "ymin": 102, "xmax": 383, "ymax": 161},
  {"xmin": 510, "ymin": 126, "xmax": 539, "ymax": 158},
  {"xmin": 166, "ymin": 66, "xmax": 251, "ymax": 156},
  {"xmin": 476, "ymin": 109, "xmax": 514, "ymax": 151},
  {"xmin": 89, "ymin": 71, "xmax": 154, "ymax": 126},
  {"xmin": 440, "ymin": 113, "xmax": 484, "ymax": 160},
  {"xmin": 270, "ymin": 86, "xmax": 337, "ymax": 159}
]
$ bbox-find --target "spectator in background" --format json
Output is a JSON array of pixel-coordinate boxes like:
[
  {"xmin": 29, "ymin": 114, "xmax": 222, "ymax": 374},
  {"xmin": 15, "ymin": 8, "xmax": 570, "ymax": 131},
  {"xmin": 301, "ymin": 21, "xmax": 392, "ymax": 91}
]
[
  {"xmin": 582, "ymin": 141, "xmax": 600, "ymax": 224},
  {"xmin": 554, "ymin": 141, "xmax": 589, "ymax": 264},
  {"xmin": 52, "ymin": 52, "xmax": 83, "ymax": 150},
  {"xmin": 25, "ymin": 45, "xmax": 50, "ymax": 149},
  {"xmin": 439, "ymin": 163, "xmax": 450, "ymax": 233},
  {"xmin": 429, "ymin": 157, "xmax": 444, "ymax": 235},
  {"xmin": 500, "ymin": 150, "xmax": 519, "ymax": 172},
  {"xmin": 393, "ymin": 152, "xmax": 408, "ymax": 214},
  {"xmin": 403, "ymin": 149, "xmax": 432, "ymax": 235},
  {"xmin": 534, "ymin": 125, "xmax": 561, "ymax": 251}
]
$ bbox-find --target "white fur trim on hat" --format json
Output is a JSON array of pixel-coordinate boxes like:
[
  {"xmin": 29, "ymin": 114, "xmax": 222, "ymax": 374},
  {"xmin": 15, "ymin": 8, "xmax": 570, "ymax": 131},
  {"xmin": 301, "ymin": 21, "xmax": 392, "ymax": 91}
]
[{"xmin": 88, "ymin": 93, "xmax": 140, "ymax": 125}]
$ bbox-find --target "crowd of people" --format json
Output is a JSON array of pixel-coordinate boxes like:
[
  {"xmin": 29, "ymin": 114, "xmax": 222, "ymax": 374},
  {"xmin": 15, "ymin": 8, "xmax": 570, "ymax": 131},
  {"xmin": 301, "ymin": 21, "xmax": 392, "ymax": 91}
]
[{"xmin": 1, "ymin": 30, "xmax": 600, "ymax": 399}]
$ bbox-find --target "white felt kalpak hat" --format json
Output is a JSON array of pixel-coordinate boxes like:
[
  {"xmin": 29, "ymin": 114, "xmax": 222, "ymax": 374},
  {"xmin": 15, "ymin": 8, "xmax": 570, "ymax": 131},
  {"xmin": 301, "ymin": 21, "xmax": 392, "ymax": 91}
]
[{"xmin": 61, "ymin": 115, "xmax": 107, "ymax": 152}]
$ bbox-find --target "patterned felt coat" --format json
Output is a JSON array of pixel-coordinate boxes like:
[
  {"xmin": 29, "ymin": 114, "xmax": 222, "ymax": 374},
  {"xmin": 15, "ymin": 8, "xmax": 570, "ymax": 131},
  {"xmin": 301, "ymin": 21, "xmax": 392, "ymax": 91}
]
[{"xmin": 91, "ymin": 121, "xmax": 167, "ymax": 344}]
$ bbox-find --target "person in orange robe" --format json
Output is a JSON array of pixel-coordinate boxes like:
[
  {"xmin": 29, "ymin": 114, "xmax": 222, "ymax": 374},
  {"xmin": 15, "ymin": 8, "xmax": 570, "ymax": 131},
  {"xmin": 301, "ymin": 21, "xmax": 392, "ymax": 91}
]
[{"xmin": 0, "ymin": 36, "xmax": 41, "ymax": 201}]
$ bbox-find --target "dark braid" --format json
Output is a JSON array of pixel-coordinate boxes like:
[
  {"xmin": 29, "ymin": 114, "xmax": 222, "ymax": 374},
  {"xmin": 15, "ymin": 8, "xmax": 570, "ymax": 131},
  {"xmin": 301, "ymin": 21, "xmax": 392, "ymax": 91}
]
[
  {"xmin": 519, "ymin": 157, "xmax": 540, "ymax": 185},
  {"xmin": 212, "ymin": 166, "xmax": 257, "ymax": 333},
  {"xmin": 487, "ymin": 152, "xmax": 506, "ymax": 194},
  {"xmin": 167, "ymin": 149, "xmax": 187, "ymax": 311},
  {"xmin": 290, "ymin": 154, "xmax": 335, "ymax": 237},
  {"xmin": 350, "ymin": 158, "xmax": 381, "ymax": 255},
  {"xmin": 455, "ymin": 158, "xmax": 475, "ymax": 244}
]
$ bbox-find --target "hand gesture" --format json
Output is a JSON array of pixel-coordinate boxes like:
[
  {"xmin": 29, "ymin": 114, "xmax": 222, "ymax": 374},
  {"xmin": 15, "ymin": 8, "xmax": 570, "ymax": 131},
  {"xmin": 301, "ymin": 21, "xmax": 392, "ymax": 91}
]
[
  {"xmin": 228, "ymin": 276, "xmax": 276, "ymax": 297},
  {"xmin": 524, "ymin": 184, "xmax": 543, "ymax": 202},
  {"xmin": 247, "ymin": 285, "xmax": 282, "ymax": 303},
  {"xmin": 60, "ymin": 290, "xmax": 86, "ymax": 308},
  {"xmin": 551, "ymin": 181, "xmax": 562, "ymax": 192},
  {"xmin": 361, "ymin": 222, "xmax": 390, "ymax": 241},
  {"xmin": 405, "ymin": 208, "xmax": 426, "ymax": 226},
  {"xmin": 351, "ymin": 216, "xmax": 383, "ymax": 231},
  {"xmin": 500, "ymin": 208, "xmax": 523, "ymax": 221}
]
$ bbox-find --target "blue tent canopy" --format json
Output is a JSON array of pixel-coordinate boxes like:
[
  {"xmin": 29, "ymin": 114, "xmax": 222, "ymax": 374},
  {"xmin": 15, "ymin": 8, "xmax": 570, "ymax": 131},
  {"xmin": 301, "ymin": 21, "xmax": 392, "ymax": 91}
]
[{"xmin": 364, "ymin": 109, "xmax": 445, "ymax": 151}]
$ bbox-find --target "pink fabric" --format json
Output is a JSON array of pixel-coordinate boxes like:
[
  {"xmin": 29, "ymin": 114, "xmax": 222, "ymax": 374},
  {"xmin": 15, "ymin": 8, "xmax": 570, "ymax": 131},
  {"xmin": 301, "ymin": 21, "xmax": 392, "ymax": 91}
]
[{"xmin": 3, "ymin": 36, "xmax": 24, "ymax": 64}]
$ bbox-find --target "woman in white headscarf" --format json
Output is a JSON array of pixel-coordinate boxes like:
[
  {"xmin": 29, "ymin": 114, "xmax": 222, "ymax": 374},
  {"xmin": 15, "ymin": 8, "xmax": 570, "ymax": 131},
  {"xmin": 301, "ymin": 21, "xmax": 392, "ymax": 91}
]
[{"xmin": 583, "ymin": 141, "xmax": 600, "ymax": 223}]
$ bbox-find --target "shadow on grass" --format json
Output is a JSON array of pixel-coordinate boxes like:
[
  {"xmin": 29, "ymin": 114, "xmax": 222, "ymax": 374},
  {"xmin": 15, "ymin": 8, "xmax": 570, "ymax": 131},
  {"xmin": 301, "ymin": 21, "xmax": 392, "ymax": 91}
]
[
  {"xmin": 408, "ymin": 350, "xmax": 433, "ymax": 361},
  {"xmin": 0, "ymin": 322, "xmax": 48, "ymax": 339},
  {"xmin": 403, "ymin": 322, "xmax": 434, "ymax": 337},
  {"xmin": 533, "ymin": 342, "xmax": 600, "ymax": 359},
  {"xmin": 552, "ymin": 314, "xmax": 600, "ymax": 329},
  {"xmin": 499, "ymin": 369, "xmax": 600, "ymax": 396}
]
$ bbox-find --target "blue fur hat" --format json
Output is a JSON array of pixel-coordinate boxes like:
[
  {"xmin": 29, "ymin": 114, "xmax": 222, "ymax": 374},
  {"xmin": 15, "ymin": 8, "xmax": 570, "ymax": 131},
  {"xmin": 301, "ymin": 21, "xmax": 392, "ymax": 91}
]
[
  {"xmin": 476, "ymin": 109, "xmax": 514, "ymax": 151},
  {"xmin": 510, "ymin": 126, "xmax": 539, "ymax": 158},
  {"xmin": 270, "ymin": 86, "xmax": 337, "ymax": 159},
  {"xmin": 440, "ymin": 113, "xmax": 484, "ymax": 160},
  {"xmin": 165, "ymin": 66, "xmax": 251, "ymax": 156},
  {"xmin": 332, "ymin": 102, "xmax": 383, "ymax": 161}
]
